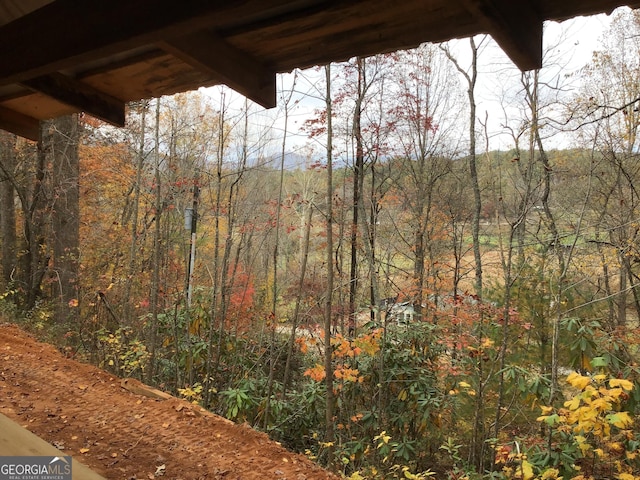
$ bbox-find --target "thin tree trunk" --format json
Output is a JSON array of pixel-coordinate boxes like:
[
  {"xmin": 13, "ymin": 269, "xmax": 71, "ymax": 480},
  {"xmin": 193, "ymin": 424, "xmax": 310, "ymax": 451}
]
[
  {"xmin": 323, "ymin": 64, "xmax": 336, "ymax": 469},
  {"xmin": 147, "ymin": 99, "xmax": 162, "ymax": 383},
  {"xmin": 348, "ymin": 57, "xmax": 365, "ymax": 337},
  {"xmin": 205, "ymin": 93, "xmax": 227, "ymax": 407},
  {"xmin": 443, "ymin": 38, "xmax": 484, "ymax": 297},
  {"xmin": 0, "ymin": 132, "xmax": 17, "ymax": 289},
  {"xmin": 264, "ymin": 88, "xmax": 291, "ymax": 428},
  {"xmin": 124, "ymin": 102, "xmax": 147, "ymax": 325},
  {"xmin": 283, "ymin": 202, "xmax": 313, "ymax": 394}
]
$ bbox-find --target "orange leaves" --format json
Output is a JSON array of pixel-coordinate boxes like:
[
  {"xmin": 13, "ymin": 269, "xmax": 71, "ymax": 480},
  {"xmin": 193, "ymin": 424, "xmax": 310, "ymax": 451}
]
[
  {"xmin": 332, "ymin": 335, "xmax": 354, "ymax": 358},
  {"xmin": 304, "ymin": 364, "xmax": 326, "ymax": 382},
  {"xmin": 353, "ymin": 330, "xmax": 382, "ymax": 356},
  {"xmin": 334, "ymin": 367, "xmax": 362, "ymax": 383},
  {"xmin": 295, "ymin": 336, "xmax": 309, "ymax": 354},
  {"xmin": 303, "ymin": 330, "xmax": 382, "ymax": 388},
  {"xmin": 331, "ymin": 330, "xmax": 381, "ymax": 359},
  {"xmin": 303, "ymin": 362, "xmax": 363, "ymax": 385}
]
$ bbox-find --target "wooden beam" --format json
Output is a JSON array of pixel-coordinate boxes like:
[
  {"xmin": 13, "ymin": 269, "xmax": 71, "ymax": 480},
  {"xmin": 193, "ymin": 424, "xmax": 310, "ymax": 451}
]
[
  {"xmin": 160, "ymin": 32, "xmax": 277, "ymax": 108},
  {"xmin": 461, "ymin": 0, "xmax": 543, "ymax": 70},
  {"xmin": 21, "ymin": 73, "xmax": 125, "ymax": 127},
  {"xmin": 0, "ymin": 0, "xmax": 321, "ymax": 86},
  {"xmin": 0, "ymin": 105, "xmax": 40, "ymax": 141},
  {"xmin": 544, "ymin": 1, "xmax": 640, "ymax": 22}
]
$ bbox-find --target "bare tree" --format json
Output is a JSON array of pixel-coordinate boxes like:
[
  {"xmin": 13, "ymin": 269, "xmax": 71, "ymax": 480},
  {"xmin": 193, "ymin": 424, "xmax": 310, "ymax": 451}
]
[{"xmin": 323, "ymin": 63, "xmax": 336, "ymax": 469}]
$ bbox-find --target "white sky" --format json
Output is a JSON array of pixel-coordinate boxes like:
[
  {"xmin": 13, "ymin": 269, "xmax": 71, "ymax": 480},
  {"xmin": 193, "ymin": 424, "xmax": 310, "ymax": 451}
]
[{"xmin": 202, "ymin": 9, "xmax": 621, "ymax": 159}]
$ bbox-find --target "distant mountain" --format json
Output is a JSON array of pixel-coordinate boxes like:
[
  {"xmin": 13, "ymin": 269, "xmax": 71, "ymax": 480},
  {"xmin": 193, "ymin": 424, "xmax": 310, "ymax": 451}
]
[{"xmin": 251, "ymin": 151, "xmax": 311, "ymax": 170}]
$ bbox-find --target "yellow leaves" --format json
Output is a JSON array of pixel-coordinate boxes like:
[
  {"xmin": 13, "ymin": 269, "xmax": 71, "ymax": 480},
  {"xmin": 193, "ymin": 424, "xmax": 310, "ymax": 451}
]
[
  {"xmin": 606, "ymin": 411, "xmax": 633, "ymax": 429},
  {"xmin": 481, "ymin": 337, "xmax": 494, "ymax": 348},
  {"xmin": 537, "ymin": 411, "xmax": 561, "ymax": 427},
  {"xmin": 501, "ymin": 456, "xmax": 534, "ymax": 480},
  {"xmin": 617, "ymin": 473, "xmax": 640, "ymax": 480},
  {"xmin": 575, "ymin": 435, "xmax": 591, "ymax": 456},
  {"xmin": 558, "ymin": 373, "xmax": 636, "ymax": 434},
  {"xmin": 520, "ymin": 460, "xmax": 534, "ymax": 480},
  {"xmin": 374, "ymin": 431, "xmax": 391, "ymax": 447},
  {"xmin": 608, "ymin": 441, "xmax": 625, "ymax": 455},
  {"xmin": 567, "ymin": 372, "xmax": 591, "ymax": 390},
  {"xmin": 539, "ymin": 405, "xmax": 554, "ymax": 415},
  {"xmin": 353, "ymin": 330, "xmax": 382, "ymax": 356},
  {"xmin": 590, "ymin": 396, "xmax": 613, "ymax": 412},
  {"xmin": 540, "ymin": 468, "xmax": 560, "ymax": 479},
  {"xmin": 564, "ymin": 397, "xmax": 581, "ymax": 411},
  {"xmin": 536, "ymin": 373, "xmax": 639, "ymax": 480},
  {"xmin": 609, "ymin": 378, "xmax": 634, "ymax": 391},
  {"xmin": 455, "ymin": 381, "xmax": 476, "ymax": 396}
]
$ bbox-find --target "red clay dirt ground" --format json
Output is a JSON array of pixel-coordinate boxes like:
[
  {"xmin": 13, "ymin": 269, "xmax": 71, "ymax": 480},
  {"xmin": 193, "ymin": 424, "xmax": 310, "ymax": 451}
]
[{"xmin": 0, "ymin": 323, "xmax": 338, "ymax": 480}]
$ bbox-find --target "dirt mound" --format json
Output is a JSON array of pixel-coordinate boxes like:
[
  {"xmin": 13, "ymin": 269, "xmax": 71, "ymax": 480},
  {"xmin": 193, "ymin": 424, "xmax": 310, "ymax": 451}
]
[{"xmin": 0, "ymin": 324, "xmax": 337, "ymax": 480}]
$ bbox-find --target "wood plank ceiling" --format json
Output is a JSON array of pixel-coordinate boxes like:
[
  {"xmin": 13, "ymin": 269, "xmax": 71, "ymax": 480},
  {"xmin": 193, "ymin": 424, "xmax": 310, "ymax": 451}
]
[{"xmin": 0, "ymin": 0, "xmax": 639, "ymax": 141}]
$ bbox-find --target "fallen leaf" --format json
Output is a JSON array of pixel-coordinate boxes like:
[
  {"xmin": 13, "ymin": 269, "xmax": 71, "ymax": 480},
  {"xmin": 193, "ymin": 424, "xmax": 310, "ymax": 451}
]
[
  {"xmin": 111, "ymin": 453, "xmax": 118, "ymax": 458},
  {"xmin": 162, "ymin": 422, "xmax": 170, "ymax": 428},
  {"xmin": 136, "ymin": 400, "xmax": 142, "ymax": 405},
  {"xmin": 80, "ymin": 448, "xmax": 90, "ymax": 454},
  {"xmin": 71, "ymin": 436, "xmax": 78, "ymax": 440}
]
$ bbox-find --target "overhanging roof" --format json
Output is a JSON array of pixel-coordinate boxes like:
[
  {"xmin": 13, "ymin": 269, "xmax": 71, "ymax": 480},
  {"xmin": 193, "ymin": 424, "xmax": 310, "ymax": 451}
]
[{"xmin": 0, "ymin": 0, "xmax": 639, "ymax": 140}]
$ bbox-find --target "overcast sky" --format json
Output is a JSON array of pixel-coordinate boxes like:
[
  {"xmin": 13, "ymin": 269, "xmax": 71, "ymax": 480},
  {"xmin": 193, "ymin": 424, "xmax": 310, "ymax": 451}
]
[{"xmin": 202, "ymin": 9, "xmax": 620, "ymax": 160}]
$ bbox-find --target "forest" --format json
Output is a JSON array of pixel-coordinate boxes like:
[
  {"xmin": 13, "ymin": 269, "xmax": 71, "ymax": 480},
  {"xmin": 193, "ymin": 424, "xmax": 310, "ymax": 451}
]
[{"xmin": 2, "ymin": 8, "xmax": 640, "ymax": 480}]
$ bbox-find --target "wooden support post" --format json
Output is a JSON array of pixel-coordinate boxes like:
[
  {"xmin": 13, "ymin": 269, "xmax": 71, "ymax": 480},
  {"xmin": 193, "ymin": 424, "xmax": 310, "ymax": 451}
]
[{"xmin": 0, "ymin": 413, "xmax": 107, "ymax": 480}]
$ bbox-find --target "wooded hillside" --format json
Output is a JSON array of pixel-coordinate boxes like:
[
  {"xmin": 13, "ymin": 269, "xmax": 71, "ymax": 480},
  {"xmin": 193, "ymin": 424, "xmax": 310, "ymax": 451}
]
[{"xmin": 2, "ymin": 9, "xmax": 640, "ymax": 480}]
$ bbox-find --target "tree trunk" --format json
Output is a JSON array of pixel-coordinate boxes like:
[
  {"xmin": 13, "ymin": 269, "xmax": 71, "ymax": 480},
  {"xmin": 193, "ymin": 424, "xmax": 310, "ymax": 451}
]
[
  {"xmin": 0, "ymin": 132, "xmax": 17, "ymax": 289},
  {"xmin": 283, "ymin": 202, "xmax": 313, "ymax": 394},
  {"xmin": 147, "ymin": 99, "xmax": 162, "ymax": 383},
  {"xmin": 49, "ymin": 115, "xmax": 80, "ymax": 326},
  {"xmin": 124, "ymin": 102, "xmax": 147, "ymax": 325},
  {"xmin": 323, "ymin": 63, "xmax": 336, "ymax": 469},
  {"xmin": 20, "ymin": 122, "xmax": 53, "ymax": 310},
  {"xmin": 348, "ymin": 57, "xmax": 365, "ymax": 337}
]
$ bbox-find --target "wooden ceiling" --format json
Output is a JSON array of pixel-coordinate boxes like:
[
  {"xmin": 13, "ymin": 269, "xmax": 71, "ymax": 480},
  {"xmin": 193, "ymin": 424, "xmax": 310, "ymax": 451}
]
[{"xmin": 0, "ymin": 0, "xmax": 639, "ymax": 141}]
